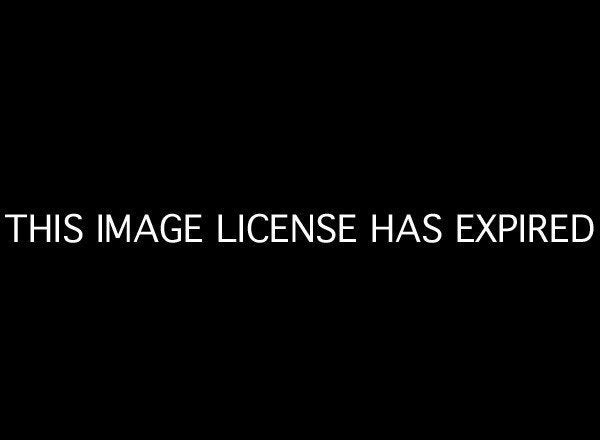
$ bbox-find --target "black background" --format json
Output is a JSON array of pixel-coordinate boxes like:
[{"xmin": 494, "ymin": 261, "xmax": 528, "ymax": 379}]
[{"xmin": 1, "ymin": 6, "xmax": 597, "ymax": 434}]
